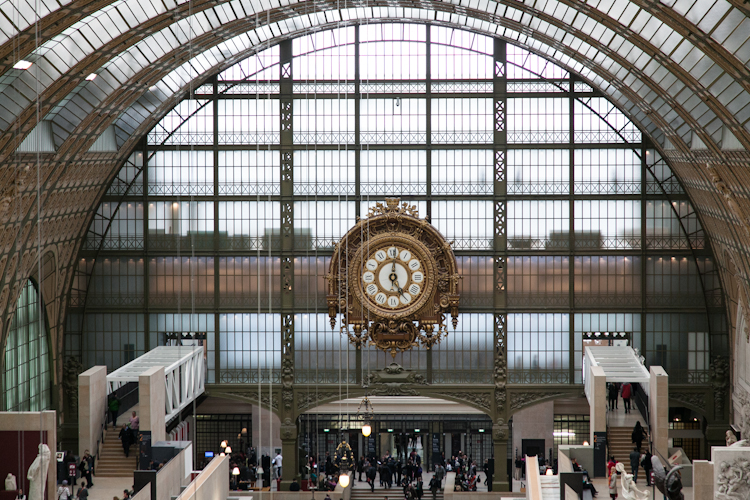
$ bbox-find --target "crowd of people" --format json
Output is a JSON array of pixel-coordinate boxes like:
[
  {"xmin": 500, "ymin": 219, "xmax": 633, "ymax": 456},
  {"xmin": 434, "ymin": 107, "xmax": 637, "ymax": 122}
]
[{"xmin": 223, "ymin": 446, "xmax": 283, "ymax": 491}]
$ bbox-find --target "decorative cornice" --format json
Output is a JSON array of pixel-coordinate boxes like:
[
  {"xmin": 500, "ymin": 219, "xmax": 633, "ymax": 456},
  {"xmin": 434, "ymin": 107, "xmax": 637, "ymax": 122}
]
[
  {"xmin": 670, "ymin": 391, "xmax": 706, "ymax": 411},
  {"xmin": 510, "ymin": 391, "xmax": 566, "ymax": 411},
  {"xmin": 437, "ymin": 392, "xmax": 492, "ymax": 411}
]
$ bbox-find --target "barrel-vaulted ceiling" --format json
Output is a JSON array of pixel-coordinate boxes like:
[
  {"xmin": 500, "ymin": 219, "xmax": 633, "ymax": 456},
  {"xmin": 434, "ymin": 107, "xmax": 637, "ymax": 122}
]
[{"xmin": 0, "ymin": 0, "xmax": 750, "ymax": 385}]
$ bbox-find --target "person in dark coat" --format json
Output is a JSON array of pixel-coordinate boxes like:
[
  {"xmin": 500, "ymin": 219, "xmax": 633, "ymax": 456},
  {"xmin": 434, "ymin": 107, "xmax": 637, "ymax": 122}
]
[
  {"xmin": 629, "ymin": 448, "xmax": 641, "ymax": 482},
  {"xmin": 641, "ymin": 451, "xmax": 653, "ymax": 486},
  {"xmin": 118, "ymin": 424, "xmax": 132, "ymax": 457},
  {"xmin": 429, "ymin": 476, "xmax": 440, "ymax": 500},
  {"xmin": 632, "ymin": 421, "xmax": 646, "ymax": 452},
  {"xmin": 607, "ymin": 383, "xmax": 617, "ymax": 410},
  {"xmin": 366, "ymin": 465, "xmax": 377, "ymax": 492}
]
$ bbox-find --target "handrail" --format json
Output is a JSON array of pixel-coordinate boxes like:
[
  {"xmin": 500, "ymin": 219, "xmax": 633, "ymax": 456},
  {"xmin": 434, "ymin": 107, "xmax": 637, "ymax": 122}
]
[
  {"xmin": 633, "ymin": 382, "xmax": 650, "ymax": 428},
  {"xmin": 525, "ymin": 456, "xmax": 543, "ymax": 500}
]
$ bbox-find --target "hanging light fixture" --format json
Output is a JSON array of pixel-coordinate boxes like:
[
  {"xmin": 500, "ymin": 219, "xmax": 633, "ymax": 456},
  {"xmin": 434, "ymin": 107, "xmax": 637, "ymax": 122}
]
[
  {"xmin": 221, "ymin": 440, "xmax": 228, "ymax": 448},
  {"xmin": 357, "ymin": 392, "xmax": 375, "ymax": 437},
  {"xmin": 225, "ymin": 446, "xmax": 232, "ymax": 454},
  {"xmin": 335, "ymin": 439, "xmax": 354, "ymax": 488}
]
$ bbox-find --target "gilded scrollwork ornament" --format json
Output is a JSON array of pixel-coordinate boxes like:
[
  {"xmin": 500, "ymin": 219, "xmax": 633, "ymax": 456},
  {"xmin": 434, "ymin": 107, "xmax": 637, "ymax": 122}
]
[{"xmin": 327, "ymin": 198, "xmax": 460, "ymax": 356}]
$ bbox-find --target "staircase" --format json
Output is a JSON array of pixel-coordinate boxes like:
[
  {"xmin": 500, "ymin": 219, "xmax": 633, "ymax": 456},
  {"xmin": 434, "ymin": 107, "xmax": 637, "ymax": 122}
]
[
  {"xmin": 95, "ymin": 431, "xmax": 138, "ymax": 478},
  {"xmin": 539, "ymin": 475, "xmax": 559, "ymax": 500},
  {"xmin": 608, "ymin": 426, "xmax": 636, "ymax": 465},
  {"xmin": 352, "ymin": 486, "xmax": 443, "ymax": 500}
]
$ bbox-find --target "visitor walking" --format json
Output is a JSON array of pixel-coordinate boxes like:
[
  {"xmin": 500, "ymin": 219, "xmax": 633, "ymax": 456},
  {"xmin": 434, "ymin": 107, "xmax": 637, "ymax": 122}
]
[
  {"xmin": 108, "ymin": 395, "xmax": 120, "ymax": 429},
  {"xmin": 607, "ymin": 383, "xmax": 617, "ymax": 411},
  {"xmin": 629, "ymin": 448, "xmax": 640, "ymax": 483},
  {"xmin": 621, "ymin": 382, "xmax": 632, "ymax": 414},
  {"xmin": 57, "ymin": 481, "xmax": 72, "ymax": 500},
  {"xmin": 129, "ymin": 411, "xmax": 139, "ymax": 430},
  {"xmin": 119, "ymin": 424, "xmax": 132, "ymax": 457},
  {"xmin": 631, "ymin": 421, "xmax": 646, "ymax": 452}
]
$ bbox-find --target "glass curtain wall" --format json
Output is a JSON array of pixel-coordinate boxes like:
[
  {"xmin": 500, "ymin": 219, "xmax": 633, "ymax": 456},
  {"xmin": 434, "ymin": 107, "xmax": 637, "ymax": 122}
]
[
  {"xmin": 3, "ymin": 280, "xmax": 51, "ymax": 411},
  {"xmin": 66, "ymin": 23, "xmax": 725, "ymax": 387}
]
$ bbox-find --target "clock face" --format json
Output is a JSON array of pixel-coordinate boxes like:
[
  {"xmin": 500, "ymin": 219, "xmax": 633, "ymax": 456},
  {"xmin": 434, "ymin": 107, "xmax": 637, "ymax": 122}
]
[{"xmin": 361, "ymin": 245, "xmax": 427, "ymax": 312}]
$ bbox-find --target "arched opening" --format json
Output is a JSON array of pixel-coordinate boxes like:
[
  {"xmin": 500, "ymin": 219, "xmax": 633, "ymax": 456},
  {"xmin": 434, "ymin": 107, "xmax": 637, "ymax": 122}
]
[
  {"xmin": 2, "ymin": 279, "xmax": 51, "ymax": 411},
  {"xmin": 301, "ymin": 396, "xmax": 491, "ymax": 469}
]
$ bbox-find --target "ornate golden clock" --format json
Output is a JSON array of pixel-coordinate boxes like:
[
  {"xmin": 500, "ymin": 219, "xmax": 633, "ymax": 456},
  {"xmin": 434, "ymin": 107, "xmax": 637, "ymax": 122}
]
[{"xmin": 327, "ymin": 198, "xmax": 460, "ymax": 356}]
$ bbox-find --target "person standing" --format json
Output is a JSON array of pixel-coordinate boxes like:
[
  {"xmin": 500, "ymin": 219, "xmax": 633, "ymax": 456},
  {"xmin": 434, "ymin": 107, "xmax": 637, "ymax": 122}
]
[
  {"xmin": 631, "ymin": 421, "xmax": 646, "ymax": 452},
  {"xmin": 77, "ymin": 483, "xmax": 89, "ymax": 500},
  {"xmin": 429, "ymin": 475, "xmax": 440, "ymax": 500},
  {"xmin": 640, "ymin": 451, "xmax": 653, "ymax": 486},
  {"xmin": 119, "ymin": 424, "xmax": 132, "ymax": 457},
  {"xmin": 608, "ymin": 467, "xmax": 618, "ymax": 500},
  {"xmin": 357, "ymin": 456, "xmax": 365, "ymax": 482},
  {"xmin": 366, "ymin": 463, "xmax": 376, "ymax": 492},
  {"xmin": 79, "ymin": 452, "xmax": 93, "ymax": 488},
  {"xmin": 606, "ymin": 456, "xmax": 617, "ymax": 478},
  {"xmin": 629, "ymin": 448, "xmax": 640, "ymax": 483},
  {"xmin": 273, "ymin": 452, "xmax": 283, "ymax": 479},
  {"xmin": 607, "ymin": 383, "xmax": 617, "ymax": 411},
  {"xmin": 129, "ymin": 411, "xmax": 139, "ymax": 431},
  {"xmin": 434, "ymin": 463, "xmax": 445, "ymax": 485},
  {"xmin": 621, "ymin": 382, "xmax": 632, "ymax": 414},
  {"xmin": 108, "ymin": 395, "xmax": 120, "ymax": 429},
  {"xmin": 57, "ymin": 481, "xmax": 72, "ymax": 500}
]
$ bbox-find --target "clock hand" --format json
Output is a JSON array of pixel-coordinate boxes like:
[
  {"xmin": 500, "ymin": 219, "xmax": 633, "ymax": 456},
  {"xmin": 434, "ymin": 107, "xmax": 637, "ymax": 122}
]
[{"xmin": 392, "ymin": 278, "xmax": 405, "ymax": 298}]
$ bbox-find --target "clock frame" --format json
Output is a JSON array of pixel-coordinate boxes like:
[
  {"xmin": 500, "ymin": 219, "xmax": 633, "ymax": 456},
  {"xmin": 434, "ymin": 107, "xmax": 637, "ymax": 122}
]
[{"xmin": 327, "ymin": 198, "xmax": 460, "ymax": 356}]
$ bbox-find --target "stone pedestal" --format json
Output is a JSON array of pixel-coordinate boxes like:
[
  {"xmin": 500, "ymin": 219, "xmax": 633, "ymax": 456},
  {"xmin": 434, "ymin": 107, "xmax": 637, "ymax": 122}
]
[
  {"xmin": 649, "ymin": 366, "xmax": 669, "ymax": 459},
  {"xmin": 692, "ymin": 459, "xmax": 714, "ymax": 500},
  {"xmin": 78, "ymin": 365, "xmax": 107, "ymax": 456},
  {"xmin": 139, "ymin": 366, "xmax": 166, "ymax": 442},
  {"xmin": 589, "ymin": 365, "xmax": 607, "ymax": 445}
]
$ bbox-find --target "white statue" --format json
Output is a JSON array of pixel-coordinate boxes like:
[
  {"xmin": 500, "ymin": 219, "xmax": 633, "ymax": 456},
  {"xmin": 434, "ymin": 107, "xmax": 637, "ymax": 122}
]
[
  {"xmin": 5, "ymin": 473, "xmax": 17, "ymax": 491},
  {"xmin": 727, "ymin": 430, "xmax": 738, "ymax": 446},
  {"xmin": 616, "ymin": 462, "xmax": 649, "ymax": 500},
  {"xmin": 26, "ymin": 444, "xmax": 51, "ymax": 500}
]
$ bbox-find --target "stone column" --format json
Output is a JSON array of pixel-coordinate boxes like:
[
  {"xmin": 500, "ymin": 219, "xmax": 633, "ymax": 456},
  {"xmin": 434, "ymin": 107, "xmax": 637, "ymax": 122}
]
[
  {"xmin": 139, "ymin": 366, "xmax": 166, "ymax": 442},
  {"xmin": 589, "ymin": 365, "xmax": 607, "ymax": 445},
  {"xmin": 492, "ymin": 421, "xmax": 510, "ymax": 492},
  {"xmin": 78, "ymin": 366, "xmax": 107, "ymax": 456},
  {"xmin": 649, "ymin": 366, "xmax": 669, "ymax": 459},
  {"xmin": 692, "ymin": 459, "xmax": 713, "ymax": 500},
  {"xmin": 279, "ymin": 420, "xmax": 298, "ymax": 490}
]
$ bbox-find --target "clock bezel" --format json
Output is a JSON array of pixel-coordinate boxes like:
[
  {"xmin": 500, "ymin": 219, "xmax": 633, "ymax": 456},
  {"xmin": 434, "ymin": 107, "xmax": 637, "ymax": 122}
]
[{"xmin": 350, "ymin": 233, "xmax": 436, "ymax": 320}]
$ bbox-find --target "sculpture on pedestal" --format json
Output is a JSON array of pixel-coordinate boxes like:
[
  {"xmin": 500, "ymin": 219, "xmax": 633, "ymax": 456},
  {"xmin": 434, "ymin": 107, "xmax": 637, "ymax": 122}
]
[
  {"xmin": 726, "ymin": 430, "xmax": 738, "ymax": 447},
  {"xmin": 4, "ymin": 473, "xmax": 17, "ymax": 491},
  {"xmin": 716, "ymin": 458, "xmax": 750, "ymax": 499},
  {"xmin": 26, "ymin": 444, "xmax": 51, "ymax": 500},
  {"xmin": 615, "ymin": 462, "xmax": 649, "ymax": 500}
]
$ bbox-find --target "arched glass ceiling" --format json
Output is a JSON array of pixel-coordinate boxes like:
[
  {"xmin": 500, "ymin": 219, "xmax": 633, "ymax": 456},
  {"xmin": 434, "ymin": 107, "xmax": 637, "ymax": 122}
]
[
  {"xmin": 70, "ymin": 25, "xmax": 724, "ymax": 387},
  {"xmin": 0, "ymin": 0, "xmax": 749, "ymax": 160}
]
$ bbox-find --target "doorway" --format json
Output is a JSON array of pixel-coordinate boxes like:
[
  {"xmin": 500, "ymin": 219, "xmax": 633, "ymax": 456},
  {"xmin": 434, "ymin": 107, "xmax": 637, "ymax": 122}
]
[{"xmin": 521, "ymin": 439, "xmax": 545, "ymax": 459}]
